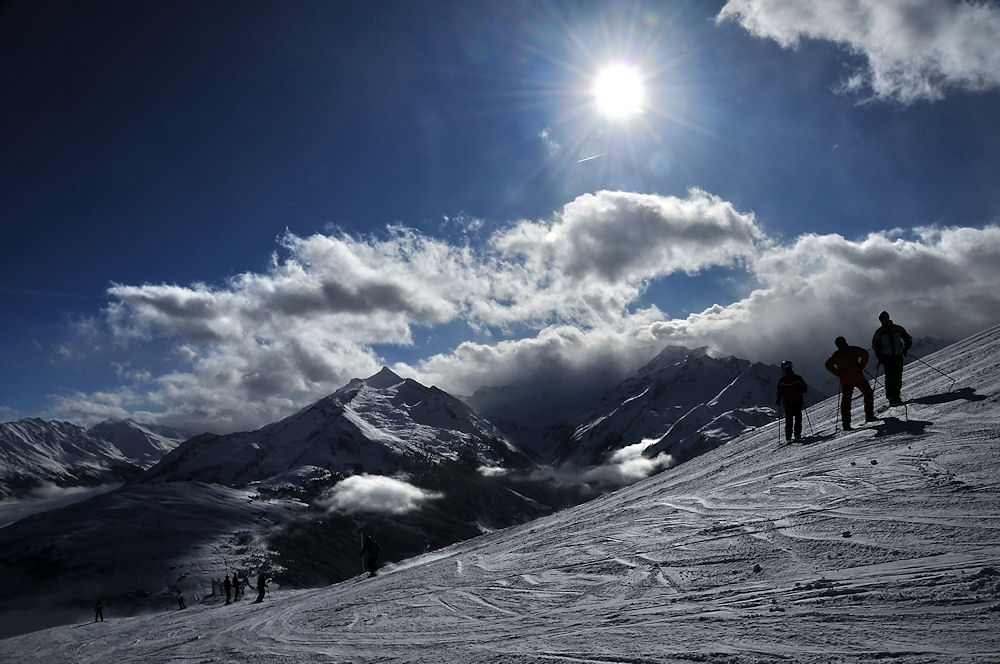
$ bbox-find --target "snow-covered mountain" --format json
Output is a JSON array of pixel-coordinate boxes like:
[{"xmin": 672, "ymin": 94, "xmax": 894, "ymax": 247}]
[
  {"xmin": 3, "ymin": 324, "xmax": 997, "ymax": 661},
  {"xmin": 0, "ymin": 418, "xmax": 188, "ymax": 497},
  {"xmin": 471, "ymin": 345, "xmax": 825, "ymax": 469},
  {"xmin": 140, "ymin": 367, "xmax": 532, "ymax": 487},
  {"xmin": 558, "ymin": 346, "xmax": 796, "ymax": 466},
  {"xmin": 87, "ymin": 419, "xmax": 190, "ymax": 468},
  {"xmin": 0, "ymin": 369, "xmax": 558, "ymax": 636}
]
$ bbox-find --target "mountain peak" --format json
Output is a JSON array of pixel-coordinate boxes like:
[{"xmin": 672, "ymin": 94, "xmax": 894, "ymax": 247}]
[{"xmin": 363, "ymin": 366, "xmax": 405, "ymax": 390}]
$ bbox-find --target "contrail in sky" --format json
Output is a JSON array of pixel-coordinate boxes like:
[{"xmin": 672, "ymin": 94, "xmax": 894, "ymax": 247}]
[{"xmin": 576, "ymin": 152, "xmax": 607, "ymax": 163}]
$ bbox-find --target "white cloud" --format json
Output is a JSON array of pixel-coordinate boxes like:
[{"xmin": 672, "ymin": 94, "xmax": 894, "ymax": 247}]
[
  {"xmin": 580, "ymin": 441, "xmax": 675, "ymax": 487},
  {"xmin": 45, "ymin": 188, "xmax": 1000, "ymax": 436},
  {"xmin": 495, "ymin": 188, "xmax": 762, "ymax": 284},
  {"xmin": 718, "ymin": 0, "xmax": 1000, "ymax": 103},
  {"xmin": 409, "ymin": 224, "xmax": 1000, "ymax": 405},
  {"xmin": 320, "ymin": 475, "xmax": 443, "ymax": 515},
  {"xmin": 48, "ymin": 190, "xmax": 764, "ymax": 432}
]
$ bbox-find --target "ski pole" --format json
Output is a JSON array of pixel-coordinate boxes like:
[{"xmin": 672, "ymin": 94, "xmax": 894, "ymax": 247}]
[
  {"xmin": 777, "ymin": 403, "xmax": 783, "ymax": 444},
  {"xmin": 834, "ymin": 391, "xmax": 841, "ymax": 433},
  {"xmin": 906, "ymin": 350, "xmax": 957, "ymax": 391},
  {"xmin": 804, "ymin": 406, "xmax": 814, "ymax": 435}
]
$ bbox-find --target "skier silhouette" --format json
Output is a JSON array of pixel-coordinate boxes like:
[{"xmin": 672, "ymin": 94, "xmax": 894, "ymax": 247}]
[
  {"xmin": 776, "ymin": 360, "xmax": 808, "ymax": 442},
  {"xmin": 362, "ymin": 534, "xmax": 381, "ymax": 577},
  {"xmin": 177, "ymin": 590, "xmax": 186, "ymax": 610},
  {"xmin": 825, "ymin": 336, "xmax": 876, "ymax": 430},
  {"xmin": 223, "ymin": 574, "xmax": 232, "ymax": 605},
  {"xmin": 872, "ymin": 310, "xmax": 912, "ymax": 406},
  {"xmin": 94, "ymin": 598, "xmax": 104, "ymax": 622},
  {"xmin": 254, "ymin": 573, "xmax": 268, "ymax": 603}
]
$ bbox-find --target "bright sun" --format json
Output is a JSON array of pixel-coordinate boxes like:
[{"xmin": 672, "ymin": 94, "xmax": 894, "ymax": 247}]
[{"xmin": 592, "ymin": 64, "xmax": 645, "ymax": 120}]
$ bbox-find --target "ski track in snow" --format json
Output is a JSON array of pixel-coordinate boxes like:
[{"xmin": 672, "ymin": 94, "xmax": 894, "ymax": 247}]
[{"xmin": 3, "ymin": 326, "xmax": 1000, "ymax": 662}]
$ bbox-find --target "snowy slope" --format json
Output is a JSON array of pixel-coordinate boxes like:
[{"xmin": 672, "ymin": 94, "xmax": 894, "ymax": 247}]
[
  {"xmin": 3, "ymin": 325, "xmax": 998, "ymax": 661},
  {"xmin": 0, "ymin": 418, "xmax": 186, "ymax": 497},
  {"xmin": 140, "ymin": 367, "xmax": 530, "ymax": 487}
]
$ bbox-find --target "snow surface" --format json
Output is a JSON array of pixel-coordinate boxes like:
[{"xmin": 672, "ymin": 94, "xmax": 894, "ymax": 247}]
[{"xmin": 3, "ymin": 325, "xmax": 998, "ymax": 662}]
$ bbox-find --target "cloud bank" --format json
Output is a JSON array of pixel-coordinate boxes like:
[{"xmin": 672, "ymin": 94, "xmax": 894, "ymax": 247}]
[
  {"xmin": 45, "ymin": 188, "xmax": 1000, "ymax": 434},
  {"xmin": 320, "ymin": 475, "xmax": 443, "ymax": 516},
  {"xmin": 718, "ymin": 0, "xmax": 1000, "ymax": 103}
]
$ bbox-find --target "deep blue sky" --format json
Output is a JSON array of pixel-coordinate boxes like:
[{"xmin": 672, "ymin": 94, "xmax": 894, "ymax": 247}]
[{"xmin": 2, "ymin": 1, "xmax": 999, "ymax": 431}]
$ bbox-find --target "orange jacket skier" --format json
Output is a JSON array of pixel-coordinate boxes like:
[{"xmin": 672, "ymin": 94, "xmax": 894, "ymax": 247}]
[{"xmin": 824, "ymin": 336, "xmax": 875, "ymax": 430}]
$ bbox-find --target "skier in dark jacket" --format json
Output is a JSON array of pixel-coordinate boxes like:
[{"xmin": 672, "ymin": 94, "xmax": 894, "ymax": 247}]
[
  {"xmin": 776, "ymin": 360, "xmax": 808, "ymax": 442},
  {"xmin": 825, "ymin": 336, "xmax": 876, "ymax": 430},
  {"xmin": 361, "ymin": 534, "xmax": 381, "ymax": 577},
  {"xmin": 254, "ymin": 573, "xmax": 268, "ymax": 603},
  {"xmin": 223, "ymin": 575, "xmax": 232, "ymax": 605},
  {"xmin": 872, "ymin": 310, "xmax": 912, "ymax": 406},
  {"xmin": 94, "ymin": 598, "xmax": 104, "ymax": 622}
]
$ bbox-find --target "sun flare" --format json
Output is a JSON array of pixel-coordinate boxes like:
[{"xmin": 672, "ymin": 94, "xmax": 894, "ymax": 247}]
[{"xmin": 592, "ymin": 64, "xmax": 645, "ymax": 120}]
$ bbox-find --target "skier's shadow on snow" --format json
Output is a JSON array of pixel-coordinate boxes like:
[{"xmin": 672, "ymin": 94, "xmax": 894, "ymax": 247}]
[
  {"xmin": 872, "ymin": 416, "xmax": 931, "ymax": 438},
  {"xmin": 794, "ymin": 434, "xmax": 835, "ymax": 445},
  {"xmin": 909, "ymin": 387, "xmax": 987, "ymax": 406}
]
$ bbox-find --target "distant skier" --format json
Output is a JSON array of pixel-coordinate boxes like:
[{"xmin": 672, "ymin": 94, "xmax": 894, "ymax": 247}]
[
  {"xmin": 361, "ymin": 534, "xmax": 381, "ymax": 577},
  {"xmin": 94, "ymin": 598, "xmax": 104, "ymax": 622},
  {"xmin": 776, "ymin": 360, "xmax": 808, "ymax": 442},
  {"xmin": 872, "ymin": 311, "xmax": 912, "ymax": 406},
  {"xmin": 232, "ymin": 571, "xmax": 241, "ymax": 600},
  {"xmin": 177, "ymin": 590, "xmax": 186, "ymax": 610},
  {"xmin": 224, "ymin": 574, "xmax": 232, "ymax": 605},
  {"xmin": 254, "ymin": 573, "xmax": 268, "ymax": 603},
  {"xmin": 825, "ymin": 336, "xmax": 876, "ymax": 430}
]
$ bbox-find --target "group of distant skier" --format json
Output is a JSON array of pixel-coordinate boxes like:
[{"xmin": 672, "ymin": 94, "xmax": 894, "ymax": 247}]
[
  {"xmin": 775, "ymin": 310, "xmax": 913, "ymax": 441},
  {"xmin": 220, "ymin": 570, "xmax": 269, "ymax": 605},
  {"xmin": 93, "ymin": 533, "xmax": 381, "ymax": 622}
]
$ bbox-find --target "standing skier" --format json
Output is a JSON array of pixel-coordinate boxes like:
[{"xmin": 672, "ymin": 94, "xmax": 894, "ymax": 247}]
[
  {"xmin": 825, "ymin": 336, "xmax": 876, "ymax": 431},
  {"xmin": 361, "ymin": 534, "xmax": 381, "ymax": 578},
  {"xmin": 223, "ymin": 574, "xmax": 232, "ymax": 605},
  {"xmin": 254, "ymin": 573, "xmax": 268, "ymax": 603},
  {"xmin": 872, "ymin": 311, "xmax": 912, "ymax": 406},
  {"xmin": 776, "ymin": 360, "xmax": 808, "ymax": 442}
]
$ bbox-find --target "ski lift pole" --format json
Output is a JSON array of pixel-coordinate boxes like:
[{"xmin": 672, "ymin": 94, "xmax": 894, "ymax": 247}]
[{"xmin": 906, "ymin": 350, "xmax": 957, "ymax": 391}]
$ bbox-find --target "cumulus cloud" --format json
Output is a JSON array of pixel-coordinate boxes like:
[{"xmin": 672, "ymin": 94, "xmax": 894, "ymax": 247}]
[
  {"xmin": 320, "ymin": 475, "xmax": 443, "ymax": 515},
  {"xmin": 46, "ymin": 187, "xmax": 1000, "ymax": 436},
  {"xmin": 410, "ymin": 224, "xmax": 1000, "ymax": 404},
  {"xmin": 49, "ymin": 190, "xmax": 765, "ymax": 432},
  {"xmin": 637, "ymin": 225, "xmax": 1000, "ymax": 387},
  {"xmin": 580, "ymin": 441, "xmax": 675, "ymax": 487},
  {"xmin": 717, "ymin": 0, "xmax": 1000, "ymax": 103}
]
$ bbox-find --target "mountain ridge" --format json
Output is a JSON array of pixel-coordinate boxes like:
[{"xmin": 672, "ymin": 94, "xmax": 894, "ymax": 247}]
[{"xmin": 3, "ymin": 324, "xmax": 997, "ymax": 659}]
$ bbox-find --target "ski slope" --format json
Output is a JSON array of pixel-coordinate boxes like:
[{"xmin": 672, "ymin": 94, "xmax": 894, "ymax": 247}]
[{"xmin": 3, "ymin": 326, "xmax": 999, "ymax": 663}]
